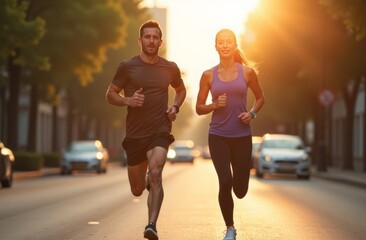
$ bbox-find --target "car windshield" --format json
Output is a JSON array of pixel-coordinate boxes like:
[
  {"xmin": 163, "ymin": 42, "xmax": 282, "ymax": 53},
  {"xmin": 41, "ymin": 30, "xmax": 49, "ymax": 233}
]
[
  {"xmin": 69, "ymin": 143, "xmax": 98, "ymax": 152},
  {"xmin": 263, "ymin": 139, "xmax": 303, "ymax": 150}
]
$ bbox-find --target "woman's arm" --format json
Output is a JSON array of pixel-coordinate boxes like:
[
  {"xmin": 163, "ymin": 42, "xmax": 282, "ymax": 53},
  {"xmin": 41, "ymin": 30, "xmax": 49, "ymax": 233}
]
[
  {"xmin": 196, "ymin": 70, "xmax": 218, "ymax": 115},
  {"xmin": 246, "ymin": 67, "xmax": 265, "ymax": 115}
]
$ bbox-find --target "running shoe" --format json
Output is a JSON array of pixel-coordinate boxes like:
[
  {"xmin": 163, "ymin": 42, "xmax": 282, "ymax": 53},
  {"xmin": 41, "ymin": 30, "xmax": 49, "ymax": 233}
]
[
  {"xmin": 144, "ymin": 222, "xmax": 158, "ymax": 240},
  {"xmin": 223, "ymin": 227, "xmax": 237, "ymax": 240}
]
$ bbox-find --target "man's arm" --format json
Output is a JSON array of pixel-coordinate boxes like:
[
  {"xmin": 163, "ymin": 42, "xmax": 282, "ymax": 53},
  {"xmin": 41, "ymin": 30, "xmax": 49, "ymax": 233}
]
[
  {"xmin": 166, "ymin": 83, "xmax": 186, "ymax": 120},
  {"xmin": 106, "ymin": 83, "xmax": 144, "ymax": 107},
  {"xmin": 172, "ymin": 83, "xmax": 186, "ymax": 110}
]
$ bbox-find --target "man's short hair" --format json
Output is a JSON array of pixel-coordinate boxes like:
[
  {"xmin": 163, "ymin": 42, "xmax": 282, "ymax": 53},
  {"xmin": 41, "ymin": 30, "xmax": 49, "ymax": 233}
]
[{"xmin": 139, "ymin": 20, "xmax": 163, "ymax": 39}]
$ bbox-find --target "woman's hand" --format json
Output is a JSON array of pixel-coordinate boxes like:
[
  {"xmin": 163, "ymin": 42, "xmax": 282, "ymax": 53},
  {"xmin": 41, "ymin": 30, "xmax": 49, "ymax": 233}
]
[
  {"xmin": 214, "ymin": 93, "xmax": 227, "ymax": 109},
  {"xmin": 238, "ymin": 111, "xmax": 252, "ymax": 125}
]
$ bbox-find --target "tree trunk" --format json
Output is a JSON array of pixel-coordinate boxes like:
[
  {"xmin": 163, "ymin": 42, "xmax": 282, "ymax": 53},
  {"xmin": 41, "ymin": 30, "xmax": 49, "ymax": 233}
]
[
  {"xmin": 6, "ymin": 50, "xmax": 21, "ymax": 150},
  {"xmin": 341, "ymin": 79, "xmax": 361, "ymax": 170},
  {"xmin": 0, "ymin": 86, "xmax": 6, "ymax": 141},
  {"xmin": 343, "ymin": 111, "xmax": 354, "ymax": 170},
  {"xmin": 27, "ymin": 82, "xmax": 39, "ymax": 151},
  {"xmin": 363, "ymin": 76, "xmax": 366, "ymax": 172},
  {"xmin": 52, "ymin": 105, "xmax": 59, "ymax": 152},
  {"xmin": 315, "ymin": 104, "xmax": 327, "ymax": 172}
]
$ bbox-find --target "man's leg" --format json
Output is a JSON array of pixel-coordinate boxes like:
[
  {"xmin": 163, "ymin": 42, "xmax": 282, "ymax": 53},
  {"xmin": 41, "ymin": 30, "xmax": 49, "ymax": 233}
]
[
  {"xmin": 146, "ymin": 146, "xmax": 167, "ymax": 223},
  {"xmin": 127, "ymin": 160, "xmax": 148, "ymax": 197}
]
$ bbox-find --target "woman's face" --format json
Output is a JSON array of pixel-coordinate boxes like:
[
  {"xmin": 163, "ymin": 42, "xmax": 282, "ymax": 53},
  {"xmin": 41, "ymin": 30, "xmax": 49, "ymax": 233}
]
[{"xmin": 215, "ymin": 32, "xmax": 237, "ymax": 58}]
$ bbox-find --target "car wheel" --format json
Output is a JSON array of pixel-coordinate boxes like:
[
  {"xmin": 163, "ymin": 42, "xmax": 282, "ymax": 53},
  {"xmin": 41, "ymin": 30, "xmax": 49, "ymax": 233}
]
[
  {"xmin": 297, "ymin": 175, "xmax": 310, "ymax": 180},
  {"xmin": 61, "ymin": 168, "xmax": 72, "ymax": 175},
  {"xmin": 96, "ymin": 164, "xmax": 103, "ymax": 174},
  {"xmin": 255, "ymin": 167, "xmax": 263, "ymax": 178},
  {"xmin": 1, "ymin": 169, "xmax": 13, "ymax": 188}
]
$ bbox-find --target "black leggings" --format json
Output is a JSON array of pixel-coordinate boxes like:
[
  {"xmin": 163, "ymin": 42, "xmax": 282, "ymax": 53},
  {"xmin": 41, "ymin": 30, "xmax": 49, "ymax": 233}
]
[{"xmin": 208, "ymin": 134, "xmax": 252, "ymax": 227}]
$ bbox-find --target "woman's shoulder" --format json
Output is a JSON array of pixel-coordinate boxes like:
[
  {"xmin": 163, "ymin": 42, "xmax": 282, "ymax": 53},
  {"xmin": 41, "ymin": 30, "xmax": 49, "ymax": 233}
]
[
  {"xmin": 242, "ymin": 65, "xmax": 258, "ymax": 83},
  {"xmin": 203, "ymin": 67, "xmax": 214, "ymax": 76}
]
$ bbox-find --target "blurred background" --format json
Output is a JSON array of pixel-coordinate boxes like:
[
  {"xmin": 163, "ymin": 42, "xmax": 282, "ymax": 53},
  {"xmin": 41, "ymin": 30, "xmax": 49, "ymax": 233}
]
[{"xmin": 0, "ymin": 0, "xmax": 365, "ymax": 173}]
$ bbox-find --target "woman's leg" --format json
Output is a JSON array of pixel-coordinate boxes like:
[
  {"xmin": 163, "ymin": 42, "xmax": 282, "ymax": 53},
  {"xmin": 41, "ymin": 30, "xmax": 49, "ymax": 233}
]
[
  {"xmin": 209, "ymin": 134, "xmax": 234, "ymax": 227},
  {"xmin": 231, "ymin": 135, "xmax": 252, "ymax": 199}
]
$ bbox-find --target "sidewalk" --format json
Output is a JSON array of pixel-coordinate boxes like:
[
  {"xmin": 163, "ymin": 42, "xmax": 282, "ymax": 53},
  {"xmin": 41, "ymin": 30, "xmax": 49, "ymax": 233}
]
[
  {"xmin": 13, "ymin": 162, "xmax": 122, "ymax": 180},
  {"xmin": 13, "ymin": 167, "xmax": 61, "ymax": 180},
  {"xmin": 311, "ymin": 166, "xmax": 366, "ymax": 188}
]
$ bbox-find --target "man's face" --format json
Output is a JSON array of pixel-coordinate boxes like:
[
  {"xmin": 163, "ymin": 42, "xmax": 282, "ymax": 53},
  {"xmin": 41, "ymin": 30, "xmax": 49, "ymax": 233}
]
[{"xmin": 139, "ymin": 27, "xmax": 162, "ymax": 56}]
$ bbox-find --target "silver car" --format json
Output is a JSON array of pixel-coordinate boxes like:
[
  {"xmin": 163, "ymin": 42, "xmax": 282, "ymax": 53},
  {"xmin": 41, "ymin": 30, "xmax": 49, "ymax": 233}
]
[
  {"xmin": 253, "ymin": 134, "xmax": 311, "ymax": 179},
  {"xmin": 168, "ymin": 140, "xmax": 195, "ymax": 163},
  {"xmin": 61, "ymin": 140, "xmax": 109, "ymax": 174}
]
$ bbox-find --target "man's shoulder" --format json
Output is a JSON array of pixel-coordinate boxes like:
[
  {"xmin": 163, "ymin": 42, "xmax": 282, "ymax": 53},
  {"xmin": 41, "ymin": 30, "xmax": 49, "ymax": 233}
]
[
  {"xmin": 118, "ymin": 55, "xmax": 140, "ymax": 67},
  {"xmin": 158, "ymin": 57, "xmax": 179, "ymax": 69}
]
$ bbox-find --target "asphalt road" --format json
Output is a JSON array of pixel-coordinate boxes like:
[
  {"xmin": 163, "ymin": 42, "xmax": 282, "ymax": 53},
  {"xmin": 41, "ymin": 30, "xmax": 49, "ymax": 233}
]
[{"xmin": 1, "ymin": 159, "xmax": 365, "ymax": 240}]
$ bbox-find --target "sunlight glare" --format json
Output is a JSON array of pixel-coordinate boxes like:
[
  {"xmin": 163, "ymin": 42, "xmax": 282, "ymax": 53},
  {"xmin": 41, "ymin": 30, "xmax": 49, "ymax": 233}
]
[{"xmin": 209, "ymin": 0, "xmax": 260, "ymax": 34}]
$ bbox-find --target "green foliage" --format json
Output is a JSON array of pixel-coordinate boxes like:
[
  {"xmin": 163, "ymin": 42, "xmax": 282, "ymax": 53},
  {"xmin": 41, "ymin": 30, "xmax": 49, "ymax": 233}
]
[
  {"xmin": 319, "ymin": 0, "xmax": 366, "ymax": 41},
  {"xmin": 0, "ymin": 0, "xmax": 46, "ymax": 68},
  {"xmin": 13, "ymin": 151, "xmax": 44, "ymax": 171},
  {"xmin": 32, "ymin": 0, "xmax": 129, "ymax": 86}
]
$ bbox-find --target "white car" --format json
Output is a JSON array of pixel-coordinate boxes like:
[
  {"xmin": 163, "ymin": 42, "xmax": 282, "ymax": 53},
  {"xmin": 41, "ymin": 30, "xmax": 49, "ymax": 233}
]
[
  {"xmin": 61, "ymin": 140, "xmax": 109, "ymax": 174},
  {"xmin": 168, "ymin": 140, "xmax": 195, "ymax": 163},
  {"xmin": 253, "ymin": 134, "xmax": 311, "ymax": 179}
]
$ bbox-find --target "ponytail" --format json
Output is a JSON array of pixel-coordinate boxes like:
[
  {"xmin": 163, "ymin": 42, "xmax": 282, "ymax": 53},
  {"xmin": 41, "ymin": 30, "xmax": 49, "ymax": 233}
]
[{"xmin": 235, "ymin": 49, "xmax": 258, "ymax": 74}]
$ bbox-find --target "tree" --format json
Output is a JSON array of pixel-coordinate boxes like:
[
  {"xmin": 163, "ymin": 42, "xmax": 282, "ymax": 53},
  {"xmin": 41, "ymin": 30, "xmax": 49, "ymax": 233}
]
[
  {"xmin": 0, "ymin": 0, "xmax": 46, "ymax": 149},
  {"xmin": 21, "ymin": 0, "xmax": 129, "ymax": 151},
  {"xmin": 319, "ymin": 0, "xmax": 366, "ymax": 171},
  {"xmin": 319, "ymin": 0, "xmax": 366, "ymax": 41}
]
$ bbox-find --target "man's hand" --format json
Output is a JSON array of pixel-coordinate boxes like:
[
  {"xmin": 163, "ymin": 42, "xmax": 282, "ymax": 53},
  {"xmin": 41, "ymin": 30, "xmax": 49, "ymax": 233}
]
[
  {"xmin": 129, "ymin": 88, "xmax": 144, "ymax": 107},
  {"xmin": 166, "ymin": 106, "xmax": 177, "ymax": 121}
]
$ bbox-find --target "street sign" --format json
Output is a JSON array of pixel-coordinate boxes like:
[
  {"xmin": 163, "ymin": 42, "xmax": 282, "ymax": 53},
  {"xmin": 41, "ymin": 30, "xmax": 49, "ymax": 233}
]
[{"xmin": 318, "ymin": 89, "xmax": 335, "ymax": 107}]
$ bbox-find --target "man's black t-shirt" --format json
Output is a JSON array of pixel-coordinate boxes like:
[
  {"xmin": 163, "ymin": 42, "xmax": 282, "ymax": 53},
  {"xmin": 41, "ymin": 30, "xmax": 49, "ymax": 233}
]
[{"xmin": 112, "ymin": 55, "xmax": 183, "ymax": 138}]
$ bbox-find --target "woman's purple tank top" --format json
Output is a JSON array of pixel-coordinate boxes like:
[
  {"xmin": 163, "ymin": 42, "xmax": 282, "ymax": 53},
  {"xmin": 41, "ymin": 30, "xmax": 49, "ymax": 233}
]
[{"xmin": 209, "ymin": 63, "xmax": 252, "ymax": 137}]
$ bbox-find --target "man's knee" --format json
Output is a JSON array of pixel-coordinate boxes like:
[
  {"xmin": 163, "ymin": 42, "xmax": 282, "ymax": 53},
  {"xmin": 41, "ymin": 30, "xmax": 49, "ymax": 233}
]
[{"xmin": 149, "ymin": 169, "xmax": 162, "ymax": 186}]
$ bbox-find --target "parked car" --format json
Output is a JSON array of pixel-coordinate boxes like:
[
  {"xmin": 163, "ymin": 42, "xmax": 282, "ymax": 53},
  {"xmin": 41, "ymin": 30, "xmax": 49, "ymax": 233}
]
[
  {"xmin": 251, "ymin": 136, "xmax": 263, "ymax": 168},
  {"xmin": 168, "ymin": 140, "xmax": 195, "ymax": 163},
  {"xmin": 0, "ymin": 141, "xmax": 15, "ymax": 188},
  {"xmin": 60, "ymin": 140, "xmax": 109, "ymax": 174},
  {"xmin": 253, "ymin": 134, "xmax": 311, "ymax": 179},
  {"xmin": 200, "ymin": 145, "xmax": 211, "ymax": 159}
]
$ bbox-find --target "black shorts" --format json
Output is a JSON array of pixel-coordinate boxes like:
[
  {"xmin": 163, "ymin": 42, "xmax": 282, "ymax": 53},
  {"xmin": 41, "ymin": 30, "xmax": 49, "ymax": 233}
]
[{"xmin": 122, "ymin": 132, "xmax": 175, "ymax": 166}]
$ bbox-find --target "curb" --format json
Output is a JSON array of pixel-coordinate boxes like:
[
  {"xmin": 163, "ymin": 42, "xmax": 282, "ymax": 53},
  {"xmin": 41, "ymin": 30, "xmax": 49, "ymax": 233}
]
[
  {"xmin": 14, "ymin": 168, "xmax": 60, "ymax": 180},
  {"xmin": 312, "ymin": 172, "xmax": 366, "ymax": 189}
]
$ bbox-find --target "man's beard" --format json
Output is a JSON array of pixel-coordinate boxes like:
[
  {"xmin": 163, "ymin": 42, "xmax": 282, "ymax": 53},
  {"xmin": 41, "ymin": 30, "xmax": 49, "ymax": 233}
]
[{"xmin": 142, "ymin": 44, "xmax": 159, "ymax": 56}]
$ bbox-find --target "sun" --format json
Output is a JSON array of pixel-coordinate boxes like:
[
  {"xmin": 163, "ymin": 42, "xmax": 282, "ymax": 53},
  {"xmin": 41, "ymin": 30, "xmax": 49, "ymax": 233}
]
[{"xmin": 208, "ymin": 0, "xmax": 261, "ymax": 35}]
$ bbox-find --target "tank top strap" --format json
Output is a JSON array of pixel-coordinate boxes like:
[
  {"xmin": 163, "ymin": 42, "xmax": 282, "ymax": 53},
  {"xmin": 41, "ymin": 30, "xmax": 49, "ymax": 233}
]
[{"xmin": 237, "ymin": 63, "xmax": 244, "ymax": 80}]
